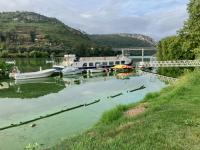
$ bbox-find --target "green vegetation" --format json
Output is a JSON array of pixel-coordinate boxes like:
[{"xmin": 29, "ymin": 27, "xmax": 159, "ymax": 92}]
[
  {"xmin": 0, "ymin": 80, "xmax": 65, "ymax": 98},
  {"xmin": 156, "ymin": 0, "xmax": 200, "ymax": 77},
  {"xmin": 0, "ymin": 12, "xmax": 116, "ymax": 57},
  {"xmin": 90, "ymin": 34, "xmax": 155, "ymax": 48},
  {"xmin": 51, "ymin": 70, "xmax": 200, "ymax": 150},
  {"xmin": 0, "ymin": 60, "xmax": 12, "ymax": 79},
  {"xmin": 0, "ymin": 12, "xmax": 156, "ymax": 58}
]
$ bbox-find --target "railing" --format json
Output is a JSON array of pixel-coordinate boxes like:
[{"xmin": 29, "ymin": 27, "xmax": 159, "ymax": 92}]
[{"xmin": 138, "ymin": 60, "xmax": 200, "ymax": 68}]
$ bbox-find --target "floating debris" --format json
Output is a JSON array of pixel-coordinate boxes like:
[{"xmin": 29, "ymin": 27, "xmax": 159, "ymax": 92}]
[
  {"xmin": 128, "ymin": 85, "xmax": 146, "ymax": 93},
  {"xmin": 0, "ymin": 104, "xmax": 85, "ymax": 131},
  {"xmin": 0, "ymin": 85, "xmax": 146, "ymax": 131},
  {"xmin": 85, "ymin": 99, "xmax": 100, "ymax": 106},
  {"xmin": 110, "ymin": 93, "xmax": 123, "ymax": 98}
]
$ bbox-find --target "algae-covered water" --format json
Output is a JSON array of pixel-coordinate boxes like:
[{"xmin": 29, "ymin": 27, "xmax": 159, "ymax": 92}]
[{"xmin": 0, "ymin": 72, "xmax": 165, "ymax": 150}]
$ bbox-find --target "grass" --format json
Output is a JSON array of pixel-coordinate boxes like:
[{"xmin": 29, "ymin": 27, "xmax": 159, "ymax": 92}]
[{"xmin": 50, "ymin": 71, "xmax": 200, "ymax": 150}]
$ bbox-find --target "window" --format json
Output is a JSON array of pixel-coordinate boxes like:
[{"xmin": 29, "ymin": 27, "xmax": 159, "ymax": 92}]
[
  {"xmin": 95, "ymin": 62, "xmax": 101, "ymax": 67},
  {"xmin": 102, "ymin": 62, "xmax": 107, "ymax": 66},
  {"xmin": 89, "ymin": 62, "xmax": 93, "ymax": 67},
  {"xmin": 83, "ymin": 63, "xmax": 87, "ymax": 67},
  {"xmin": 115, "ymin": 61, "xmax": 120, "ymax": 65},
  {"xmin": 109, "ymin": 61, "xmax": 114, "ymax": 66},
  {"xmin": 121, "ymin": 61, "xmax": 125, "ymax": 64}
]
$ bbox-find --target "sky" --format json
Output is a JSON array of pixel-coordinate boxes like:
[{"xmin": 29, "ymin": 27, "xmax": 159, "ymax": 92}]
[{"xmin": 0, "ymin": 0, "xmax": 189, "ymax": 40}]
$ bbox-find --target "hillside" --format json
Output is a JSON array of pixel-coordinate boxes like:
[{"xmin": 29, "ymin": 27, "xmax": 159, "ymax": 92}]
[
  {"xmin": 0, "ymin": 12, "xmax": 94, "ymax": 56},
  {"xmin": 89, "ymin": 34, "xmax": 156, "ymax": 48},
  {"xmin": 0, "ymin": 12, "xmax": 156, "ymax": 57}
]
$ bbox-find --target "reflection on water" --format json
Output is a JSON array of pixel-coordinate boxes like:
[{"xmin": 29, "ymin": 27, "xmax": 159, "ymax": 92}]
[
  {"xmin": 0, "ymin": 71, "xmax": 166, "ymax": 150},
  {"xmin": 0, "ymin": 72, "xmax": 134, "ymax": 99},
  {"xmin": 0, "ymin": 77, "xmax": 65, "ymax": 99}
]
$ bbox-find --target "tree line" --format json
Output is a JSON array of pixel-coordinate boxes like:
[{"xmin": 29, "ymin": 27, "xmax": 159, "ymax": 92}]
[{"xmin": 156, "ymin": 0, "xmax": 200, "ymax": 77}]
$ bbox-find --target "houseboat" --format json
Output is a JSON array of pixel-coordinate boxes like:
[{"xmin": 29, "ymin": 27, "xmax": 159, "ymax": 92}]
[{"xmin": 53, "ymin": 54, "xmax": 132, "ymax": 71}]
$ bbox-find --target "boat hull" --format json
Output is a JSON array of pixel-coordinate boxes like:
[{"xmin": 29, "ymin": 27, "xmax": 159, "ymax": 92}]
[
  {"xmin": 11, "ymin": 69, "xmax": 56, "ymax": 80},
  {"xmin": 62, "ymin": 67, "xmax": 82, "ymax": 75}
]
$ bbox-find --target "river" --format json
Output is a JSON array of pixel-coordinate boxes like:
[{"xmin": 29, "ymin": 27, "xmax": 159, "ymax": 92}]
[{"xmin": 0, "ymin": 58, "xmax": 165, "ymax": 150}]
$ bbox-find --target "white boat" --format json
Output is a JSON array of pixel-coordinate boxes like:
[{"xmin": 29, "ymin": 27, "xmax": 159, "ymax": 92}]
[
  {"xmin": 53, "ymin": 54, "xmax": 132, "ymax": 71},
  {"xmin": 88, "ymin": 68, "xmax": 105, "ymax": 73},
  {"xmin": 62, "ymin": 67, "xmax": 82, "ymax": 75},
  {"xmin": 9, "ymin": 69, "xmax": 56, "ymax": 80}
]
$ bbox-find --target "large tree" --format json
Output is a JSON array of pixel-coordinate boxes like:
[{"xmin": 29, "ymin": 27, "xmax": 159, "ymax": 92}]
[
  {"xmin": 178, "ymin": 0, "xmax": 200, "ymax": 59},
  {"xmin": 157, "ymin": 36, "xmax": 183, "ymax": 61}
]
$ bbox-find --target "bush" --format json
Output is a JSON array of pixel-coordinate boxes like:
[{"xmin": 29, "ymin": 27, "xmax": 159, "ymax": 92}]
[{"xmin": 0, "ymin": 61, "xmax": 13, "ymax": 79}]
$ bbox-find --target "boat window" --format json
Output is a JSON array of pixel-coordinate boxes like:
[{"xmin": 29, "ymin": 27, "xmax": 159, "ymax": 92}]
[
  {"xmin": 109, "ymin": 61, "xmax": 114, "ymax": 66},
  {"xmin": 121, "ymin": 61, "xmax": 125, "ymax": 64},
  {"xmin": 89, "ymin": 62, "xmax": 93, "ymax": 67},
  {"xmin": 95, "ymin": 62, "xmax": 101, "ymax": 67},
  {"xmin": 115, "ymin": 61, "xmax": 120, "ymax": 65},
  {"xmin": 83, "ymin": 63, "xmax": 87, "ymax": 67},
  {"xmin": 102, "ymin": 62, "xmax": 107, "ymax": 66}
]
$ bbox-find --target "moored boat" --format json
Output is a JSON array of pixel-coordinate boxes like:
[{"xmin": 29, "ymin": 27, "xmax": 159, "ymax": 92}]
[
  {"xmin": 87, "ymin": 68, "xmax": 105, "ymax": 73},
  {"xmin": 9, "ymin": 69, "xmax": 56, "ymax": 80},
  {"xmin": 53, "ymin": 54, "xmax": 132, "ymax": 71},
  {"xmin": 62, "ymin": 67, "xmax": 82, "ymax": 75}
]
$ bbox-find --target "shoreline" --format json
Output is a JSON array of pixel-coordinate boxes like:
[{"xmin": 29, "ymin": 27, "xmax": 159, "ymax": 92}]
[{"xmin": 49, "ymin": 71, "xmax": 200, "ymax": 150}]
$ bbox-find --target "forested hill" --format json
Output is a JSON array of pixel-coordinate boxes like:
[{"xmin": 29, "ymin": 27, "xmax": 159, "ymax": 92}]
[
  {"xmin": 0, "ymin": 12, "xmax": 156, "ymax": 57},
  {"xmin": 0, "ymin": 11, "xmax": 95, "ymax": 56},
  {"xmin": 89, "ymin": 34, "xmax": 156, "ymax": 48}
]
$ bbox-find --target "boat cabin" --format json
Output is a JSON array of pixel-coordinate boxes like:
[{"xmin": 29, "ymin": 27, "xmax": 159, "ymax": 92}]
[{"xmin": 61, "ymin": 54, "xmax": 131, "ymax": 69}]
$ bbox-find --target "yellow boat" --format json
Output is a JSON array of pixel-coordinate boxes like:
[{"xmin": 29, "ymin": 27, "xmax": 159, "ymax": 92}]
[{"xmin": 111, "ymin": 65, "xmax": 133, "ymax": 70}]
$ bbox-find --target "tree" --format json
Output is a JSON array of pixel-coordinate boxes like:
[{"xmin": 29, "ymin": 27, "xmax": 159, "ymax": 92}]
[
  {"xmin": 30, "ymin": 31, "xmax": 36, "ymax": 43},
  {"xmin": 156, "ymin": 36, "xmax": 193, "ymax": 77},
  {"xmin": 157, "ymin": 36, "xmax": 183, "ymax": 61},
  {"xmin": 178, "ymin": 0, "xmax": 200, "ymax": 59}
]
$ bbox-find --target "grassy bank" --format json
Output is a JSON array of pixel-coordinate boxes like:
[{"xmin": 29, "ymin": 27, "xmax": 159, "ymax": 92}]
[{"xmin": 50, "ymin": 71, "xmax": 200, "ymax": 150}]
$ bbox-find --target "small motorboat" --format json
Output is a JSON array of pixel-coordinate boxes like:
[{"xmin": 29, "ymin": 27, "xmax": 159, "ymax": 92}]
[
  {"xmin": 87, "ymin": 68, "xmax": 104, "ymax": 73},
  {"xmin": 9, "ymin": 68, "xmax": 56, "ymax": 80},
  {"xmin": 62, "ymin": 67, "xmax": 82, "ymax": 75}
]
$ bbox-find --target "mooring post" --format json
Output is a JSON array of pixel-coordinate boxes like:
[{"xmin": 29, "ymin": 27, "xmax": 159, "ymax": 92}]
[
  {"xmin": 142, "ymin": 48, "xmax": 144, "ymax": 62},
  {"xmin": 122, "ymin": 49, "xmax": 124, "ymax": 56}
]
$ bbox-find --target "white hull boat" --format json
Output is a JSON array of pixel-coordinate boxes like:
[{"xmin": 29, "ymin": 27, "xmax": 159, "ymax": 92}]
[
  {"xmin": 88, "ymin": 68, "xmax": 104, "ymax": 73},
  {"xmin": 54, "ymin": 54, "xmax": 132, "ymax": 70},
  {"xmin": 10, "ymin": 69, "xmax": 56, "ymax": 80},
  {"xmin": 62, "ymin": 67, "xmax": 82, "ymax": 75}
]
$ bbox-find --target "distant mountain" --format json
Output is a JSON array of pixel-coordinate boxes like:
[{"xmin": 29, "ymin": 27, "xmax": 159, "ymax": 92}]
[
  {"xmin": 0, "ymin": 11, "xmax": 156, "ymax": 57},
  {"xmin": 0, "ymin": 11, "xmax": 93, "ymax": 54},
  {"xmin": 89, "ymin": 34, "xmax": 156, "ymax": 48}
]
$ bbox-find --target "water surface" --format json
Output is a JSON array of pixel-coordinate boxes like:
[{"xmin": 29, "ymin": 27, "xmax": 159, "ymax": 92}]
[{"xmin": 0, "ymin": 72, "xmax": 165, "ymax": 150}]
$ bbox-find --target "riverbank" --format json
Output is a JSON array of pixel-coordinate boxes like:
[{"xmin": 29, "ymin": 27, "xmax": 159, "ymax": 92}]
[{"xmin": 50, "ymin": 71, "xmax": 200, "ymax": 150}]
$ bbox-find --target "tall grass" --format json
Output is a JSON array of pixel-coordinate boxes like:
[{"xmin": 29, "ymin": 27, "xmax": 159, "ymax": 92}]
[{"xmin": 100, "ymin": 105, "xmax": 128, "ymax": 125}]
